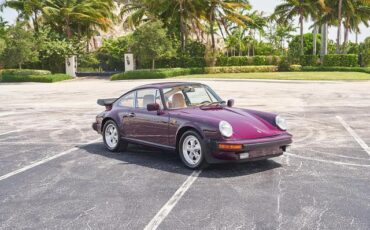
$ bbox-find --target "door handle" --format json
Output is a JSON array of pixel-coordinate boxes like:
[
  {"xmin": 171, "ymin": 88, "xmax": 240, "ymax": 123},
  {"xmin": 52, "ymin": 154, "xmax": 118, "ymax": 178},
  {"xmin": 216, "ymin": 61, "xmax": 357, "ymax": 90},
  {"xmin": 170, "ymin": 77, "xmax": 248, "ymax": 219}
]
[{"xmin": 123, "ymin": 112, "xmax": 135, "ymax": 118}]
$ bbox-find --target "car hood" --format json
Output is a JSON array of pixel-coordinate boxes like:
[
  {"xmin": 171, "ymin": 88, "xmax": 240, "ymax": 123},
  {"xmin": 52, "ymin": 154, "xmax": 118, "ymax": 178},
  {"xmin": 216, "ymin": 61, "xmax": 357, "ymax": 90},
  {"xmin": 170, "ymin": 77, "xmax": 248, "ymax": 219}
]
[{"xmin": 176, "ymin": 107, "xmax": 284, "ymax": 139}]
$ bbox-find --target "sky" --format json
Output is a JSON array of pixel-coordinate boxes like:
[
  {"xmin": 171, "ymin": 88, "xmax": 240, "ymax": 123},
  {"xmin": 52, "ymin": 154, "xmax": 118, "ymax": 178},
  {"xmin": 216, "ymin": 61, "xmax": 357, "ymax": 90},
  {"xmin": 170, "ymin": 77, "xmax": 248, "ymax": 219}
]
[{"xmin": 1, "ymin": 0, "xmax": 369, "ymax": 42}]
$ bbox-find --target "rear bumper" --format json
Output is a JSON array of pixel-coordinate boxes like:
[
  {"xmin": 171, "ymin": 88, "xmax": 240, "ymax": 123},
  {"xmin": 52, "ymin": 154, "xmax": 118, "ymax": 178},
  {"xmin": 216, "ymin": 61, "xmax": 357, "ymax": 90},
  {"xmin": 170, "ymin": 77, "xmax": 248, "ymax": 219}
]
[
  {"xmin": 92, "ymin": 122, "xmax": 101, "ymax": 134},
  {"xmin": 205, "ymin": 134, "xmax": 292, "ymax": 164}
]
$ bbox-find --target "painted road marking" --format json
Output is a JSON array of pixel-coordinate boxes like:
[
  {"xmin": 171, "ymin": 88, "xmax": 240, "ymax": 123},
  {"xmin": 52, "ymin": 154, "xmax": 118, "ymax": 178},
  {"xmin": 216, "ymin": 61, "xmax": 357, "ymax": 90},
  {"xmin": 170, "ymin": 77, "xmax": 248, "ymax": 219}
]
[
  {"xmin": 336, "ymin": 116, "xmax": 370, "ymax": 157},
  {"xmin": 144, "ymin": 170, "xmax": 202, "ymax": 230},
  {"xmin": 0, "ymin": 130, "xmax": 22, "ymax": 136},
  {"xmin": 285, "ymin": 152, "xmax": 370, "ymax": 167},
  {"xmin": 0, "ymin": 138, "xmax": 101, "ymax": 182}
]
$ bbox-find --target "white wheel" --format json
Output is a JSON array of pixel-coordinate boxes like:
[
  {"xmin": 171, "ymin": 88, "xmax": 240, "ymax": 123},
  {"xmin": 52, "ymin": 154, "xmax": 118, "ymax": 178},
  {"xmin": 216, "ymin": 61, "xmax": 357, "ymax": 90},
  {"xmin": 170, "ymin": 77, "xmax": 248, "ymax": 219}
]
[
  {"xmin": 105, "ymin": 123, "xmax": 118, "ymax": 148},
  {"xmin": 182, "ymin": 135, "xmax": 202, "ymax": 166}
]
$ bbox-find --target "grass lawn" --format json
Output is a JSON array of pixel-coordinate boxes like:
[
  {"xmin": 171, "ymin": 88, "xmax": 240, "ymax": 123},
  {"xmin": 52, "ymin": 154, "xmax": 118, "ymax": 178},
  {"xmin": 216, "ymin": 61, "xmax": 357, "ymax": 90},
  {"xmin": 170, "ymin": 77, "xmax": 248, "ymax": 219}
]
[{"xmin": 175, "ymin": 71, "xmax": 370, "ymax": 81}]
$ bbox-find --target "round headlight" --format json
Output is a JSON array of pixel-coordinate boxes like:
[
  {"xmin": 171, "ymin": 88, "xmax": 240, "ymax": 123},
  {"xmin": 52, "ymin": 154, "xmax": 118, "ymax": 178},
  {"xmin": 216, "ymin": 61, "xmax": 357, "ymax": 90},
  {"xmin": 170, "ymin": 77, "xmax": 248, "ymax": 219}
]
[
  {"xmin": 219, "ymin": 121, "xmax": 233, "ymax": 137},
  {"xmin": 275, "ymin": 115, "xmax": 287, "ymax": 130}
]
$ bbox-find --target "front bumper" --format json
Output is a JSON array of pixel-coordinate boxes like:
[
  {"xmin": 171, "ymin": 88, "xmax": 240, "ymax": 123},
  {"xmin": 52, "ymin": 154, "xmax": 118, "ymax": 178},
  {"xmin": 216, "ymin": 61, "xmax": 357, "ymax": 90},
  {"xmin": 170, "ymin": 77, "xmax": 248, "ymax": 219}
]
[{"xmin": 205, "ymin": 134, "xmax": 292, "ymax": 164}]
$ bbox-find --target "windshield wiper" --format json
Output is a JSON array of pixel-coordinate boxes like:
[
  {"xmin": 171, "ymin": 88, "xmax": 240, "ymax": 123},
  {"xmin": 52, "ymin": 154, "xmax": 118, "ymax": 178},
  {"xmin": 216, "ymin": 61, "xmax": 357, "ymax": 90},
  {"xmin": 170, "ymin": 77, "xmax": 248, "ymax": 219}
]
[{"xmin": 200, "ymin": 101, "xmax": 225, "ymax": 107}]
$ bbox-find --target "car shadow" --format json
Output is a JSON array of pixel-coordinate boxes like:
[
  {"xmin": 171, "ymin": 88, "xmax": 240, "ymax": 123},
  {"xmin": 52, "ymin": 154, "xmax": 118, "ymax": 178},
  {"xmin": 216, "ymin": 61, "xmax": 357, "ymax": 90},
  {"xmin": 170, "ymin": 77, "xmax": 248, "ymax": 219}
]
[{"xmin": 80, "ymin": 142, "xmax": 282, "ymax": 178}]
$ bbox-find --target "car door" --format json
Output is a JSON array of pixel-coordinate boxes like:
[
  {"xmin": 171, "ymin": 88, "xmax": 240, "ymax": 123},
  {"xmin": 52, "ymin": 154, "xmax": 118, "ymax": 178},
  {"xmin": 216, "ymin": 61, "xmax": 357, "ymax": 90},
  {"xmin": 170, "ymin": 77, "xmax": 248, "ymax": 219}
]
[
  {"xmin": 130, "ymin": 88, "xmax": 170, "ymax": 147},
  {"xmin": 115, "ymin": 91, "xmax": 136, "ymax": 138}
]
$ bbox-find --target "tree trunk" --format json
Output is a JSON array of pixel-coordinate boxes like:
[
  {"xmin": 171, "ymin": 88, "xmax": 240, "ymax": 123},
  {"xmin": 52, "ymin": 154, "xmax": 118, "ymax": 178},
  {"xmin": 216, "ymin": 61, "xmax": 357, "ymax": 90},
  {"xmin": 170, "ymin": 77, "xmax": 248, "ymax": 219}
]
[
  {"xmin": 355, "ymin": 31, "xmax": 358, "ymax": 44},
  {"xmin": 313, "ymin": 25, "xmax": 317, "ymax": 55},
  {"xmin": 151, "ymin": 59, "xmax": 155, "ymax": 70},
  {"xmin": 336, "ymin": 0, "xmax": 343, "ymax": 54},
  {"xmin": 320, "ymin": 23, "xmax": 328, "ymax": 62},
  {"xmin": 299, "ymin": 15, "xmax": 304, "ymax": 56},
  {"xmin": 179, "ymin": 1, "xmax": 186, "ymax": 53},
  {"xmin": 209, "ymin": 6, "xmax": 216, "ymax": 51},
  {"xmin": 343, "ymin": 18, "xmax": 349, "ymax": 53},
  {"xmin": 19, "ymin": 63, "xmax": 22, "ymax": 70}
]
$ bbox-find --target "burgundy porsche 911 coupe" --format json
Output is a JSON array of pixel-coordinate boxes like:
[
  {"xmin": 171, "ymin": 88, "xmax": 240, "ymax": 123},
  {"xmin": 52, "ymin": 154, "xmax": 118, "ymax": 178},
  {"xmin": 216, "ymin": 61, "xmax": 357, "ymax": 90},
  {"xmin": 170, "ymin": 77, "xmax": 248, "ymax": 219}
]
[{"xmin": 92, "ymin": 82, "xmax": 292, "ymax": 169}]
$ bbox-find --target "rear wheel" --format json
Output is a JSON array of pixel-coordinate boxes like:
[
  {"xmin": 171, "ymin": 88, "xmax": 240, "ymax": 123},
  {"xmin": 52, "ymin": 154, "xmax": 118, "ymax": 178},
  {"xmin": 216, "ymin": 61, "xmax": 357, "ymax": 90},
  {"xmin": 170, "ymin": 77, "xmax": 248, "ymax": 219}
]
[
  {"xmin": 103, "ymin": 120, "xmax": 127, "ymax": 152},
  {"xmin": 179, "ymin": 130, "xmax": 207, "ymax": 169}
]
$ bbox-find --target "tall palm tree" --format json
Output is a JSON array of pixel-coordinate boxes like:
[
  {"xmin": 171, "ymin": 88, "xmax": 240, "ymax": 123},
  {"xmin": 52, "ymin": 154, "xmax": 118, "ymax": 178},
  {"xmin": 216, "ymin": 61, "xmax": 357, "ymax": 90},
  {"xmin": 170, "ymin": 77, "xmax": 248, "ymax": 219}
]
[
  {"xmin": 4, "ymin": 0, "xmax": 45, "ymax": 34},
  {"xmin": 204, "ymin": 0, "xmax": 252, "ymax": 51},
  {"xmin": 309, "ymin": 0, "xmax": 326, "ymax": 55},
  {"xmin": 273, "ymin": 0, "xmax": 313, "ymax": 56},
  {"xmin": 342, "ymin": 0, "xmax": 370, "ymax": 51},
  {"xmin": 42, "ymin": 0, "xmax": 116, "ymax": 40}
]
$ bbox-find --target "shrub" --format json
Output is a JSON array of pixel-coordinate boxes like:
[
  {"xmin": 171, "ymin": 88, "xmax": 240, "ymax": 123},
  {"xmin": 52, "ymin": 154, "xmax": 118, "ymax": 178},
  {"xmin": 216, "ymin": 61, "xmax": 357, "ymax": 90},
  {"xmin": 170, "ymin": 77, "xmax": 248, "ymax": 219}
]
[
  {"xmin": 278, "ymin": 57, "xmax": 290, "ymax": 71},
  {"xmin": 323, "ymin": 54, "xmax": 359, "ymax": 67},
  {"xmin": 111, "ymin": 68, "xmax": 204, "ymax": 80},
  {"xmin": 289, "ymin": 65, "xmax": 302, "ymax": 71},
  {"xmin": 216, "ymin": 56, "xmax": 281, "ymax": 66},
  {"xmin": 111, "ymin": 65, "xmax": 278, "ymax": 80},
  {"xmin": 302, "ymin": 66, "xmax": 370, "ymax": 74},
  {"xmin": 1, "ymin": 73, "xmax": 71, "ymax": 82},
  {"xmin": 300, "ymin": 55, "xmax": 320, "ymax": 66},
  {"xmin": 204, "ymin": 65, "xmax": 278, "ymax": 74},
  {"xmin": 1, "ymin": 69, "xmax": 51, "ymax": 77}
]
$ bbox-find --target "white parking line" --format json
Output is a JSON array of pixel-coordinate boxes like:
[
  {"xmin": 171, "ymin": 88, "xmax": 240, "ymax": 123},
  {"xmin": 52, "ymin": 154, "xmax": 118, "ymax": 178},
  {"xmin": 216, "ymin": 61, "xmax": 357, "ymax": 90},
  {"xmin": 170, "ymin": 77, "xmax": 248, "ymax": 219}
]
[
  {"xmin": 285, "ymin": 153, "xmax": 370, "ymax": 167},
  {"xmin": 336, "ymin": 116, "xmax": 370, "ymax": 157},
  {"xmin": 0, "ymin": 138, "xmax": 101, "ymax": 182},
  {"xmin": 144, "ymin": 170, "xmax": 202, "ymax": 230},
  {"xmin": 0, "ymin": 130, "xmax": 22, "ymax": 136}
]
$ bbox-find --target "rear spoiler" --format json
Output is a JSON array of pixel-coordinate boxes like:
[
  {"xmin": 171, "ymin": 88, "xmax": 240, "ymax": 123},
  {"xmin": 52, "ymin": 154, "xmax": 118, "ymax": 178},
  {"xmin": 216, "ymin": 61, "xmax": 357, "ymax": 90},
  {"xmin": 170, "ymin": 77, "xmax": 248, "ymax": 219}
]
[{"xmin": 97, "ymin": 98, "xmax": 117, "ymax": 110}]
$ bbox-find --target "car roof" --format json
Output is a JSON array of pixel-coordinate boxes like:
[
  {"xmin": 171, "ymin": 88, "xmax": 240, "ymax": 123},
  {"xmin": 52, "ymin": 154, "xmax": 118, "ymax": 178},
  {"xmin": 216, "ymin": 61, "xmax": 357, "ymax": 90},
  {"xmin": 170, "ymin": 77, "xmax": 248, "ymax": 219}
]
[{"xmin": 133, "ymin": 82, "xmax": 203, "ymax": 90}]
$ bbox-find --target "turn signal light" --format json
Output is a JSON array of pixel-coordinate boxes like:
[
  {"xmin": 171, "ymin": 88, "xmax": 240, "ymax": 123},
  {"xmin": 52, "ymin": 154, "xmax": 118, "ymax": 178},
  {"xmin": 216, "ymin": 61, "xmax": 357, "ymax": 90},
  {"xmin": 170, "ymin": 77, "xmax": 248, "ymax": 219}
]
[{"xmin": 218, "ymin": 144, "xmax": 243, "ymax": 151}]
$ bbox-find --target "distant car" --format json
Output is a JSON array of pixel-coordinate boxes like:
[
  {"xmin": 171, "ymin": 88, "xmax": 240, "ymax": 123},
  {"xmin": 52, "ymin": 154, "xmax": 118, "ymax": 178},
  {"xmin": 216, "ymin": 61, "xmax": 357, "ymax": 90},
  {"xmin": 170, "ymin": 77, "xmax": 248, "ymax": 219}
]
[{"xmin": 92, "ymin": 82, "xmax": 292, "ymax": 169}]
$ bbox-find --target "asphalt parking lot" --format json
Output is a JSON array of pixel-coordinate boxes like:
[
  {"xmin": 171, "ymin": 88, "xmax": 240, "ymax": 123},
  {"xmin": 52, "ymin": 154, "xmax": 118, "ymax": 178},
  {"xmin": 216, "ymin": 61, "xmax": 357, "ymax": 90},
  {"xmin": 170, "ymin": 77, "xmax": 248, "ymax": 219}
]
[{"xmin": 0, "ymin": 78, "xmax": 370, "ymax": 229}]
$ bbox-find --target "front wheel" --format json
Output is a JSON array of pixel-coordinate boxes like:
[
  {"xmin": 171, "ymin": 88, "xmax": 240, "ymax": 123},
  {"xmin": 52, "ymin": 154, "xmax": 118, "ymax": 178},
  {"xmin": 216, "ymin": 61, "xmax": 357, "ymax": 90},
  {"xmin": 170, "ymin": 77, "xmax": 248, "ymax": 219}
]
[
  {"xmin": 179, "ymin": 130, "xmax": 207, "ymax": 169},
  {"xmin": 103, "ymin": 120, "xmax": 127, "ymax": 152}
]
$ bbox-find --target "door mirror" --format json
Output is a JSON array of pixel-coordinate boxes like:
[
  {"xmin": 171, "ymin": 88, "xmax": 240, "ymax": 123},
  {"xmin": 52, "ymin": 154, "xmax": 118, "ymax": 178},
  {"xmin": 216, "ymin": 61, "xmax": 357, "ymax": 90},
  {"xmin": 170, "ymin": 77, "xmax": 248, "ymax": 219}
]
[
  {"xmin": 227, "ymin": 99, "xmax": 234, "ymax": 107},
  {"xmin": 147, "ymin": 103, "xmax": 160, "ymax": 111}
]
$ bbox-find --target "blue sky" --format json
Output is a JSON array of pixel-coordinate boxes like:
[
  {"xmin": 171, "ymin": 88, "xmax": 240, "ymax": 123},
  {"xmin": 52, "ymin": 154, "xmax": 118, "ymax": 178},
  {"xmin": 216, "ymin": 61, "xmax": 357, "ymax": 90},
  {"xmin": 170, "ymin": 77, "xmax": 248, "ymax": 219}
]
[{"xmin": 1, "ymin": 0, "xmax": 369, "ymax": 42}]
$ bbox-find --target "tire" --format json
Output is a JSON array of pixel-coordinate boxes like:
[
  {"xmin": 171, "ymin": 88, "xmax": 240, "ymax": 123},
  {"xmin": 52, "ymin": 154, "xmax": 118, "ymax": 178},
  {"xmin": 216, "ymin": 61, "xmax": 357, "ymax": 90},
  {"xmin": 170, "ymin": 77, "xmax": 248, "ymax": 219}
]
[
  {"xmin": 178, "ymin": 130, "xmax": 208, "ymax": 169},
  {"xmin": 103, "ymin": 120, "xmax": 127, "ymax": 152}
]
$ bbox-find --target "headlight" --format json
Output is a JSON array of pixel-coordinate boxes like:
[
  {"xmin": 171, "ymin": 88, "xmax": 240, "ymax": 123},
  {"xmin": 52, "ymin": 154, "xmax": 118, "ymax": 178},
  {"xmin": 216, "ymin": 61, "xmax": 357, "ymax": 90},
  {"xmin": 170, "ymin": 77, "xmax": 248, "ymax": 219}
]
[
  {"xmin": 275, "ymin": 115, "xmax": 287, "ymax": 130},
  {"xmin": 219, "ymin": 121, "xmax": 233, "ymax": 137}
]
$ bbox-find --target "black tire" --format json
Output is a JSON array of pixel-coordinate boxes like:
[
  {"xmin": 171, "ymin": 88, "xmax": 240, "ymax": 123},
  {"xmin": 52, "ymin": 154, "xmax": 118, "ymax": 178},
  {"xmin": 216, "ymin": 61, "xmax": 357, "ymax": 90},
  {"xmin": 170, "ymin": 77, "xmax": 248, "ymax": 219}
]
[
  {"xmin": 103, "ymin": 120, "xmax": 127, "ymax": 152},
  {"xmin": 178, "ymin": 130, "xmax": 208, "ymax": 169}
]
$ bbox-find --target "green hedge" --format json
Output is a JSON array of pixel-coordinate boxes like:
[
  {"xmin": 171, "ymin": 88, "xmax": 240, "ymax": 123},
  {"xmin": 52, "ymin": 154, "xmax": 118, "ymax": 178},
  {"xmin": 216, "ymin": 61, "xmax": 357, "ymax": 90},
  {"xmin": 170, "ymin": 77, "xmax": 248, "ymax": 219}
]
[
  {"xmin": 323, "ymin": 54, "xmax": 358, "ymax": 67},
  {"xmin": 302, "ymin": 66, "xmax": 370, "ymax": 74},
  {"xmin": 138, "ymin": 57, "xmax": 206, "ymax": 69},
  {"xmin": 1, "ymin": 73, "xmax": 72, "ymax": 83},
  {"xmin": 289, "ymin": 65, "xmax": 302, "ymax": 71},
  {"xmin": 204, "ymin": 65, "xmax": 278, "ymax": 74},
  {"xmin": 300, "ymin": 55, "xmax": 320, "ymax": 66},
  {"xmin": 111, "ymin": 65, "xmax": 278, "ymax": 80},
  {"xmin": 1, "ymin": 69, "xmax": 51, "ymax": 77},
  {"xmin": 216, "ymin": 56, "xmax": 281, "ymax": 66}
]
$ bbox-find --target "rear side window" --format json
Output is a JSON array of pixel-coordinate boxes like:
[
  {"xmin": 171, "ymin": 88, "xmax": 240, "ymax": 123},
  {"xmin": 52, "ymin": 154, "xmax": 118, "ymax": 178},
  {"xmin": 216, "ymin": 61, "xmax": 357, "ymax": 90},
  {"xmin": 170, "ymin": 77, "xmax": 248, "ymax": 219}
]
[
  {"xmin": 136, "ymin": 88, "xmax": 163, "ymax": 109},
  {"xmin": 118, "ymin": 91, "xmax": 135, "ymax": 108}
]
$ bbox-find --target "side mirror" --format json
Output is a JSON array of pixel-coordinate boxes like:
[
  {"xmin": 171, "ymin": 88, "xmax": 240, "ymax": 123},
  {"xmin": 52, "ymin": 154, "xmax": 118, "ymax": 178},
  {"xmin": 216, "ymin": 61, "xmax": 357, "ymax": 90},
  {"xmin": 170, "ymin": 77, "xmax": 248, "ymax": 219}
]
[
  {"xmin": 147, "ymin": 103, "xmax": 160, "ymax": 112},
  {"xmin": 227, "ymin": 99, "xmax": 234, "ymax": 107}
]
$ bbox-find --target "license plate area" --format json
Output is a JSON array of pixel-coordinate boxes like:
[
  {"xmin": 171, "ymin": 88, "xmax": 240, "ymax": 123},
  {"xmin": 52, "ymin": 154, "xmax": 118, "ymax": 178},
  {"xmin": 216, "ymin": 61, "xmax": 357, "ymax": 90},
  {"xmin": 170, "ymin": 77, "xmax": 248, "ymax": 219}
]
[{"xmin": 248, "ymin": 146, "xmax": 283, "ymax": 158}]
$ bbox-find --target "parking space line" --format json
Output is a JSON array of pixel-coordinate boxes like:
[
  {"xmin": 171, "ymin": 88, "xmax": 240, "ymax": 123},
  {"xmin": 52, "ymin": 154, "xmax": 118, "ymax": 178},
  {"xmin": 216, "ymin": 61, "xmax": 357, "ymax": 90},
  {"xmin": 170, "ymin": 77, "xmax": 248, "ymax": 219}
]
[
  {"xmin": 0, "ymin": 137, "xmax": 101, "ymax": 182},
  {"xmin": 285, "ymin": 153, "xmax": 370, "ymax": 167},
  {"xmin": 0, "ymin": 130, "xmax": 22, "ymax": 136},
  {"xmin": 144, "ymin": 170, "xmax": 202, "ymax": 230},
  {"xmin": 336, "ymin": 116, "xmax": 370, "ymax": 157}
]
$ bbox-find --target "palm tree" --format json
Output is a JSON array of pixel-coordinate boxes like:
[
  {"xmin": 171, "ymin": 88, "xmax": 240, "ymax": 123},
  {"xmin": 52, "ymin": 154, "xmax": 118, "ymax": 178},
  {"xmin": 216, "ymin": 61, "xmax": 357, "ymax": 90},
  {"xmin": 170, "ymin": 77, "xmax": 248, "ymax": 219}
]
[
  {"xmin": 4, "ymin": 0, "xmax": 45, "ymax": 34},
  {"xmin": 273, "ymin": 0, "xmax": 313, "ymax": 56},
  {"xmin": 342, "ymin": 1, "xmax": 370, "ymax": 51},
  {"xmin": 204, "ymin": 0, "xmax": 252, "ymax": 51},
  {"xmin": 309, "ymin": 0, "xmax": 326, "ymax": 55},
  {"xmin": 42, "ymin": 0, "xmax": 116, "ymax": 40}
]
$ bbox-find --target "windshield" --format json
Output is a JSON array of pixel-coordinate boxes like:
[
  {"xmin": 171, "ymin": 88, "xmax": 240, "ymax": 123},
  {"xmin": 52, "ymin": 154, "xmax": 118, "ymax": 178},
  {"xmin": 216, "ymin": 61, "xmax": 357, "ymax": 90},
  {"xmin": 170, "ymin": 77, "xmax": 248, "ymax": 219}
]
[{"xmin": 162, "ymin": 84, "xmax": 223, "ymax": 109}]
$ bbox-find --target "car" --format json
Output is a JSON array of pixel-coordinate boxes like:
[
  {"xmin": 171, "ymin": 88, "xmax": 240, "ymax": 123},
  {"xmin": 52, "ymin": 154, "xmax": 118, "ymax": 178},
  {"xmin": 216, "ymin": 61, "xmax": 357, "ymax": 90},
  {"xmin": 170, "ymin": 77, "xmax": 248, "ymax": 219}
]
[{"xmin": 92, "ymin": 82, "xmax": 292, "ymax": 169}]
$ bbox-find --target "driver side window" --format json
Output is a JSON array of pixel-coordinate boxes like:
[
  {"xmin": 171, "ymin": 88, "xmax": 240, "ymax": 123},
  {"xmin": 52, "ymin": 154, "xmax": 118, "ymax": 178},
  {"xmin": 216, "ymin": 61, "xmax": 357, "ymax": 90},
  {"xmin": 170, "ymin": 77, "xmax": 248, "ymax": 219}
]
[{"xmin": 136, "ymin": 88, "xmax": 163, "ymax": 109}]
